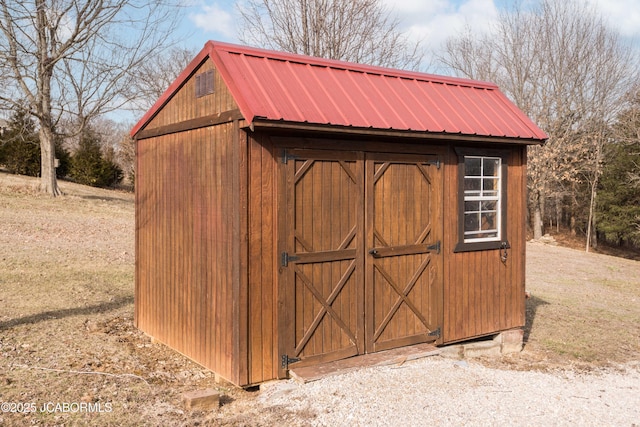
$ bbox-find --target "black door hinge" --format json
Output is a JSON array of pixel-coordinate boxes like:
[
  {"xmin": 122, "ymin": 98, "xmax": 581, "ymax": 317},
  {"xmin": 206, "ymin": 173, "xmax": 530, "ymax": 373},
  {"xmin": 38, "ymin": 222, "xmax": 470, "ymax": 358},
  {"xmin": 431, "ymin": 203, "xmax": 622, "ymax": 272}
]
[
  {"xmin": 281, "ymin": 354, "xmax": 301, "ymax": 369},
  {"xmin": 280, "ymin": 252, "xmax": 299, "ymax": 267},
  {"xmin": 427, "ymin": 159, "xmax": 441, "ymax": 169},
  {"xmin": 428, "ymin": 327, "xmax": 441, "ymax": 338},
  {"xmin": 281, "ymin": 149, "xmax": 299, "ymax": 164},
  {"xmin": 427, "ymin": 241, "xmax": 441, "ymax": 254}
]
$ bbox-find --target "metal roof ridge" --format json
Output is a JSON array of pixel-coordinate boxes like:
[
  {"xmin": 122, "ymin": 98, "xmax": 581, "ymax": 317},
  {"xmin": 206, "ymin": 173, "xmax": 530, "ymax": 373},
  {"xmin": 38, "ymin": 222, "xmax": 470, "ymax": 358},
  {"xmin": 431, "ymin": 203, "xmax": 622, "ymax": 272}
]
[{"xmin": 207, "ymin": 40, "xmax": 499, "ymax": 90}]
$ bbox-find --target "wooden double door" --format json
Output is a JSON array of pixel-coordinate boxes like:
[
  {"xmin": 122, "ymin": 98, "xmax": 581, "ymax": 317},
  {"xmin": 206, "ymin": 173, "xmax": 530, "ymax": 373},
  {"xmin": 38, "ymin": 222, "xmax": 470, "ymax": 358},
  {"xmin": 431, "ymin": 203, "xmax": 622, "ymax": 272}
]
[{"xmin": 278, "ymin": 148, "xmax": 443, "ymax": 370}]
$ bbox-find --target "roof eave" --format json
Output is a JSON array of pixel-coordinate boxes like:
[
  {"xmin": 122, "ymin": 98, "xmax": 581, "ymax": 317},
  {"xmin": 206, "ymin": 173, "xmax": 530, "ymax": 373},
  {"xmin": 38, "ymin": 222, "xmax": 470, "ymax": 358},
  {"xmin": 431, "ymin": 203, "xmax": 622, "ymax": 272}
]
[{"xmin": 247, "ymin": 119, "xmax": 547, "ymax": 145}]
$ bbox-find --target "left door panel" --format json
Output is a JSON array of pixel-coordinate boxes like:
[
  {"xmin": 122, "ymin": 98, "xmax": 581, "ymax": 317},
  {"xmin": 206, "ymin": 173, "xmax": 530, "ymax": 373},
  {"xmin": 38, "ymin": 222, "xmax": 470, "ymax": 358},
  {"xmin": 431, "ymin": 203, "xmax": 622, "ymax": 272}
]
[{"xmin": 278, "ymin": 149, "xmax": 365, "ymax": 370}]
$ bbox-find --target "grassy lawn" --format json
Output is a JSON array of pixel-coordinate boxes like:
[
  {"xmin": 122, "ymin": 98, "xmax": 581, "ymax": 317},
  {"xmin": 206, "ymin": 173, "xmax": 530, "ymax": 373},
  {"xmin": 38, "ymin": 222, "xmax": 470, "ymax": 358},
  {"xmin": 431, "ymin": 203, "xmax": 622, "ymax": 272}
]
[
  {"xmin": 0, "ymin": 171, "xmax": 638, "ymax": 425},
  {"xmin": 520, "ymin": 241, "xmax": 640, "ymax": 370}
]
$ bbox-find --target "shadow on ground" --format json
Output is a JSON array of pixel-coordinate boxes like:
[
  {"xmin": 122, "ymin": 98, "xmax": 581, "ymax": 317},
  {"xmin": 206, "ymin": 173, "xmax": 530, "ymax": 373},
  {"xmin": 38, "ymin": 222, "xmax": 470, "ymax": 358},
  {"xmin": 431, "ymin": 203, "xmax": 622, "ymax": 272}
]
[
  {"xmin": 0, "ymin": 296, "xmax": 133, "ymax": 330},
  {"xmin": 77, "ymin": 194, "xmax": 133, "ymax": 203},
  {"xmin": 523, "ymin": 294, "xmax": 549, "ymax": 344}
]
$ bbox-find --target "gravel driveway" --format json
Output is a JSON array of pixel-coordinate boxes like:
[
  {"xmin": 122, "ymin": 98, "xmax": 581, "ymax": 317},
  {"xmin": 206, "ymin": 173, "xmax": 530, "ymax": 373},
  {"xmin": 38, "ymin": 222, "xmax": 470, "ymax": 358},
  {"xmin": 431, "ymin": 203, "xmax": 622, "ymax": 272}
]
[{"xmin": 257, "ymin": 356, "xmax": 640, "ymax": 426}]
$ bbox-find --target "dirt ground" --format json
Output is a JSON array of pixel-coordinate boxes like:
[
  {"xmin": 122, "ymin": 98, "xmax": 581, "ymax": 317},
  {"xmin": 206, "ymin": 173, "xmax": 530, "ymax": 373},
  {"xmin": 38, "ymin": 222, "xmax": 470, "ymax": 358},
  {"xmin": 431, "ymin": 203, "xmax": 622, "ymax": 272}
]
[{"xmin": 0, "ymin": 171, "xmax": 638, "ymax": 426}]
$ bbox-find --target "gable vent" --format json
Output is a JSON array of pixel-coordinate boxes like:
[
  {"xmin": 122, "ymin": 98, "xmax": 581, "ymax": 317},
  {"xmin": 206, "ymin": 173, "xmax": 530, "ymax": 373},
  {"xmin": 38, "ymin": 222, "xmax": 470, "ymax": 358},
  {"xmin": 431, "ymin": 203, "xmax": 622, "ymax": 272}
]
[{"xmin": 195, "ymin": 69, "xmax": 215, "ymax": 98}]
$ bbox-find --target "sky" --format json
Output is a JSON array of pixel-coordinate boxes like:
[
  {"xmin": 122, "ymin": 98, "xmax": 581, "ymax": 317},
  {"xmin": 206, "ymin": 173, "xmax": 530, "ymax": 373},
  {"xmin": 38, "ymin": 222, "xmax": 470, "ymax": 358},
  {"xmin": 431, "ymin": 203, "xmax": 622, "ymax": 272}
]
[{"xmin": 179, "ymin": 0, "xmax": 640, "ymax": 65}]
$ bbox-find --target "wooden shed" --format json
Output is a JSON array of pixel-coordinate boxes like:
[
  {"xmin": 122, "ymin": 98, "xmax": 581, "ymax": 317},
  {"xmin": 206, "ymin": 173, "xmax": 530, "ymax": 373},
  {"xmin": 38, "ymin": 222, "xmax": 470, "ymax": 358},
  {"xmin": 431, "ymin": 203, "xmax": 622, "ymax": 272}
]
[{"xmin": 131, "ymin": 41, "xmax": 548, "ymax": 387}]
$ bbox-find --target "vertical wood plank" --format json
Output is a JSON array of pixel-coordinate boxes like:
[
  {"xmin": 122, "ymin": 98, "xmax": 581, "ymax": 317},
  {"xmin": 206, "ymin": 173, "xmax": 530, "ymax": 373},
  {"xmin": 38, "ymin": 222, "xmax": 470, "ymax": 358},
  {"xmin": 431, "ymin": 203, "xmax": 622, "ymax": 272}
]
[
  {"xmin": 235, "ymin": 120, "xmax": 249, "ymax": 385},
  {"xmin": 247, "ymin": 133, "xmax": 278, "ymax": 384},
  {"xmin": 248, "ymin": 135, "xmax": 263, "ymax": 383},
  {"xmin": 261, "ymin": 139, "xmax": 275, "ymax": 381}
]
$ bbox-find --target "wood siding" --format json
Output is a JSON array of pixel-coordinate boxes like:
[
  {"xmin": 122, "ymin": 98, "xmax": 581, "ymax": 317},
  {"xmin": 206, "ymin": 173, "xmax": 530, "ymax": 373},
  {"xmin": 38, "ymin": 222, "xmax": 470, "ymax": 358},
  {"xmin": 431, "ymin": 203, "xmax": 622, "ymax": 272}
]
[
  {"xmin": 247, "ymin": 134, "xmax": 279, "ymax": 385},
  {"xmin": 136, "ymin": 123, "xmax": 528, "ymax": 386},
  {"xmin": 135, "ymin": 122, "xmax": 246, "ymax": 384},
  {"xmin": 442, "ymin": 145, "xmax": 527, "ymax": 343},
  {"xmin": 144, "ymin": 59, "xmax": 238, "ymax": 132}
]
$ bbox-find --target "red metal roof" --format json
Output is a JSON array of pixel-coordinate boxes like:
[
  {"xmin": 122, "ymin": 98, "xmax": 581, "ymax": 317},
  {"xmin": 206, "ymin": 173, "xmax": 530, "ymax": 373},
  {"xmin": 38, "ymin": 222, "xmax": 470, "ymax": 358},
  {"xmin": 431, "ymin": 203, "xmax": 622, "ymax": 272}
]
[{"xmin": 132, "ymin": 41, "xmax": 547, "ymax": 142}]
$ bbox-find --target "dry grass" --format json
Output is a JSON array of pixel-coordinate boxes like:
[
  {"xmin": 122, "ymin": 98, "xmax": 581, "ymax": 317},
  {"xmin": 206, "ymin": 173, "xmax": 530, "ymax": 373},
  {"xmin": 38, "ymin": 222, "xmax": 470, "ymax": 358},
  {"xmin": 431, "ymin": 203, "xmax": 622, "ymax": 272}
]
[
  {"xmin": 0, "ymin": 171, "xmax": 638, "ymax": 425},
  {"xmin": 0, "ymin": 173, "xmax": 300, "ymax": 426},
  {"xmin": 518, "ymin": 241, "xmax": 640, "ymax": 371}
]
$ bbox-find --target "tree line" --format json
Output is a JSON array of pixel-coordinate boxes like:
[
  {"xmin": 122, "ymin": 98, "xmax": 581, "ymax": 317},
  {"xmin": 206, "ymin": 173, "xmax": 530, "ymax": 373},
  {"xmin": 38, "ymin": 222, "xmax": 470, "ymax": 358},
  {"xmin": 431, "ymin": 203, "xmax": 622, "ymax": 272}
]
[
  {"xmin": 0, "ymin": 0, "xmax": 182, "ymax": 195},
  {"xmin": 438, "ymin": 0, "xmax": 640, "ymax": 250},
  {"xmin": 0, "ymin": 106, "xmax": 133, "ymax": 188},
  {"xmin": 0, "ymin": 0, "xmax": 638, "ymax": 251}
]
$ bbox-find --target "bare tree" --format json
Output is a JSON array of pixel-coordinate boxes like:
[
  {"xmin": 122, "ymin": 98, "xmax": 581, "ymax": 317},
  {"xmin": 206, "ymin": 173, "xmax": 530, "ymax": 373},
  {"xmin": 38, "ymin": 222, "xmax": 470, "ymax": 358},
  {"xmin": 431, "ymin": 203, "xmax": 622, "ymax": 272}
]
[
  {"xmin": 439, "ymin": 0, "xmax": 638, "ymax": 246},
  {"xmin": 126, "ymin": 47, "xmax": 197, "ymax": 113},
  {"xmin": 612, "ymin": 87, "xmax": 640, "ymax": 185},
  {"xmin": 237, "ymin": 0, "xmax": 423, "ymax": 70},
  {"xmin": 0, "ymin": 0, "xmax": 183, "ymax": 196}
]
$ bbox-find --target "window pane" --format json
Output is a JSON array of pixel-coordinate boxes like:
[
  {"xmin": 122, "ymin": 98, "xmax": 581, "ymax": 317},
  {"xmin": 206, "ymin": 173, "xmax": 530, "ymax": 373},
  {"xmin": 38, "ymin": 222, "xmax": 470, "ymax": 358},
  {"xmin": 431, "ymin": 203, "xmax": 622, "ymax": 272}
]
[
  {"xmin": 483, "ymin": 178, "xmax": 498, "ymax": 192},
  {"xmin": 481, "ymin": 201, "xmax": 497, "ymax": 211},
  {"xmin": 465, "ymin": 201, "xmax": 480, "ymax": 212},
  {"xmin": 464, "ymin": 177, "xmax": 481, "ymax": 194},
  {"xmin": 465, "ymin": 157, "xmax": 481, "ymax": 176},
  {"xmin": 481, "ymin": 212, "xmax": 497, "ymax": 231},
  {"xmin": 483, "ymin": 158, "xmax": 500, "ymax": 177},
  {"xmin": 464, "ymin": 212, "xmax": 479, "ymax": 233}
]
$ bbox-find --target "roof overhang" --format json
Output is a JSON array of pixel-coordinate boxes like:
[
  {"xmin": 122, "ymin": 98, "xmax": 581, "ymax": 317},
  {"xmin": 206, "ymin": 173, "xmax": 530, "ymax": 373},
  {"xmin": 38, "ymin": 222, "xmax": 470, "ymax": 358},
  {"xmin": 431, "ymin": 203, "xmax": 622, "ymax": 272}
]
[{"xmin": 247, "ymin": 119, "xmax": 547, "ymax": 145}]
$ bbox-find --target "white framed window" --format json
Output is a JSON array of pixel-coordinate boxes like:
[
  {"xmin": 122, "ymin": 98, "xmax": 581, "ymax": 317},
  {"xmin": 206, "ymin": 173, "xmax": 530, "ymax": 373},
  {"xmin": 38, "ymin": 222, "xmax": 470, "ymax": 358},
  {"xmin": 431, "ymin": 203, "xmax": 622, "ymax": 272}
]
[
  {"xmin": 463, "ymin": 156, "xmax": 501, "ymax": 243},
  {"xmin": 454, "ymin": 148, "xmax": 509, "ymax": 253}
]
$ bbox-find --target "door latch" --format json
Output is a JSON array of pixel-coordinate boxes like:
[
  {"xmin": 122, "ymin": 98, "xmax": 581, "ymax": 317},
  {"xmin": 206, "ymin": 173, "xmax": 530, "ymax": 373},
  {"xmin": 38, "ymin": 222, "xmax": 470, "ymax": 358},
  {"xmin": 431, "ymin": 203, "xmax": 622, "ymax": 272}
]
[{"xmin": 500, "ymin": 241, "xmax": 508, "ymax": 264}]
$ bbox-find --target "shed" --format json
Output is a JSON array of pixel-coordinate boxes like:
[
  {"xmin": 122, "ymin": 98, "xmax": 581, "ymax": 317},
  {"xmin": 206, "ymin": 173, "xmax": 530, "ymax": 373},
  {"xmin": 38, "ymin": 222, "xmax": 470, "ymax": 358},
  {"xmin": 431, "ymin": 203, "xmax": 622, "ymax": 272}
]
[{"xmin": 131, "ymin": 41, "xmax": 547, "ymax": 387}]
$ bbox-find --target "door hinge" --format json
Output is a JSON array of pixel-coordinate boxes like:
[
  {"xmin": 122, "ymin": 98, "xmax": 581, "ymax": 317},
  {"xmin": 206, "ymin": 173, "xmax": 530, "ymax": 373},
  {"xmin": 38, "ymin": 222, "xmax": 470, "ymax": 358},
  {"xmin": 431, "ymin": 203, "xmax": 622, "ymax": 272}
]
[
  {"xmin": 427, "ymin": 240, "xmax": 441, "ymax": 254},
  {"xmin": 280, "ymin": 252, "xmax": 299, "ymax": 267},
  {"xmin": 281, "ymin": 149, "xmax": 299, "ymax": 164},
  {"xmin": 281, "ymin": 354, "xmax": 301, "ymax": 369},
  {"xmin": 428, "ymin": 327, "xmax": 441, "ymax": 338},
  {"xmin": 427, "ymin": 159, "xmax": 441, "ymax": 169}
]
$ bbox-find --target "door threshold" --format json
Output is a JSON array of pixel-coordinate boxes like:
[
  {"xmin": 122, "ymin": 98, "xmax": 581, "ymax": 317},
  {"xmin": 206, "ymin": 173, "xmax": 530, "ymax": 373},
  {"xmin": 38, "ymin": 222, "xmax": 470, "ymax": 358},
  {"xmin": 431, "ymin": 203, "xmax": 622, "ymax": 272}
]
[{"xmin": 289, "ymin": 342, "xmax": 441, "ymax": 384}]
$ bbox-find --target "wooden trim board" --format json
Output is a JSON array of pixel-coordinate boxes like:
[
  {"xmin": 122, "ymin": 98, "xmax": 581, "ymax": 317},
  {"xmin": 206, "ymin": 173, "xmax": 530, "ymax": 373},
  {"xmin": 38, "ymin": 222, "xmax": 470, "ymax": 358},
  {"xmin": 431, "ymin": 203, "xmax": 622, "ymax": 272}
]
[
  {"xmin": 288, "ymin": 343, "xmax": 441, "ymax": 383},
  {"xmin": 135, "ymin": 109, "xmax": 243, "ymax": 139}
]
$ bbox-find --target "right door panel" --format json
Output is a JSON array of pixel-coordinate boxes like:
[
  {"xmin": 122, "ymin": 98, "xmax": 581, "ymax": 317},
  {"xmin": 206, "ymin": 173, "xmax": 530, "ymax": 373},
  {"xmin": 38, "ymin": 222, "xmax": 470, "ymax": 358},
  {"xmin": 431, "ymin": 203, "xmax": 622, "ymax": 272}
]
[{"xmin": 365, "ymin": 153, "xmax": 443, "ymax": 352}]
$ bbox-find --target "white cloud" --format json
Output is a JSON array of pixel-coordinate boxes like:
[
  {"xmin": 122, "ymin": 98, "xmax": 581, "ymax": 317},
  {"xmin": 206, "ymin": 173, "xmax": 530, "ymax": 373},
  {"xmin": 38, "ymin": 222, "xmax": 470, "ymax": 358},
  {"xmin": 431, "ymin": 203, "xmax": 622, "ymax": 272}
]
[
  {"xmin": 382, "ymin": 0, "xmax": 499, "ymax": 55},
  {"xmin": 185, "ymin": 0, "xmax": 503, "ymax": 53},
  {"xmin": 589, "ymin": 0, "xmax": 640, "ymax": 39},
  {"xmin": 183, "ymin": 0, "xmax": 640, "ymax": 51},
  {"xmin": 189, "ymin": 2, "xmax": 236, "ymax": 39}
]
